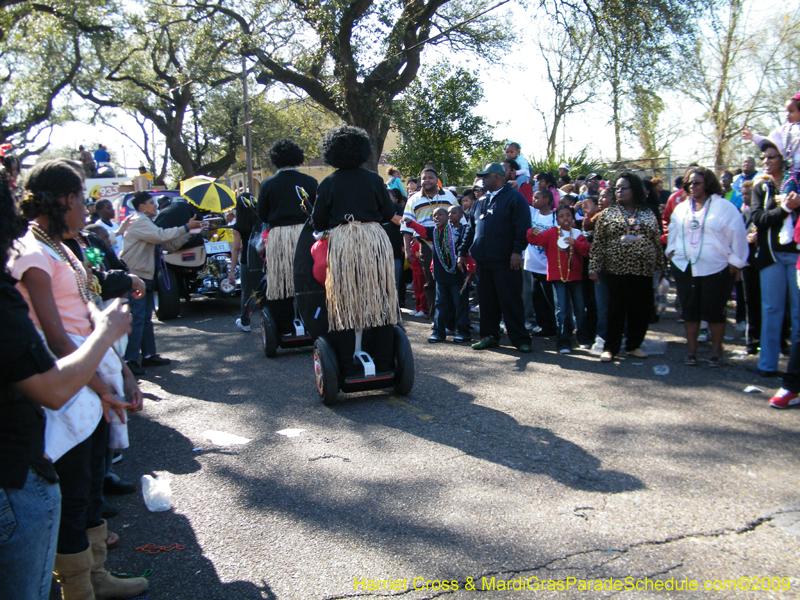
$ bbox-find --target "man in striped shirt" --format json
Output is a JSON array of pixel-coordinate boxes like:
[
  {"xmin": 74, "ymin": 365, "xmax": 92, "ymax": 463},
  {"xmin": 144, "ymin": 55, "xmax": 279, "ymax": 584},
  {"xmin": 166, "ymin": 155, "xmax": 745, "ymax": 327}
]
[{"xmin": 401, "ymin": 168, "xmax": 457, "ymax": 316}]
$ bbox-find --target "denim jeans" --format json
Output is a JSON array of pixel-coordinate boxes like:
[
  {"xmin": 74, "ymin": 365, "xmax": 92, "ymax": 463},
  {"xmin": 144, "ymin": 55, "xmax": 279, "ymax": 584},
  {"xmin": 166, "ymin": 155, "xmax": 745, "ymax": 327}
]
[
  {"xmin": 595, "ymin": 271, "xmax": 610, "ymax": 341},
  {"xmin": 433, "ymin": 281, "xmax": 470, "ymax": 339},
  {"xmin": 759, "ymin": 252, "xmax": 800, "ymax": 372},
  {"xmin": 0, "ymin": 469, "xmax": 61, "ymax": 600},
  {"xmin": 124, "ymin": 281, "xmax": 156, "ymax": 363},
  {"xmin": 521, "ymin": 269, "xmax": 536, "ymax": 324},
  {"xmin": 553, "ymin": 280, "xmax": 585, "ymax": 349}
]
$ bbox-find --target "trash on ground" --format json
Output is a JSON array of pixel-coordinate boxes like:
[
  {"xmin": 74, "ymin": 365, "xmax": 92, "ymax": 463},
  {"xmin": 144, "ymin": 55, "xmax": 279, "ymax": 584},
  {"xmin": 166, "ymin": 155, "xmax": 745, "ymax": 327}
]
[
  {"xmin": 653, "ymin": 365, "xmax": 670, "ymax": 375},
  {"xmin": 276, "ymin": 428, "xmax": 305, "ymax": 438},
  {"xmin": 743, "ymin": 386, "xmax": 765, "ymax": 393},
  {"xmin": 202, "ymin": 430, "xmax": 251, "ymax": 446},
  {"xmin": 641, "ymin": 337, "xmax": 667, "ymax": 355},
  {"xmin": 141, "ymin": 474, "xmax": 172, "ymax": 512}
]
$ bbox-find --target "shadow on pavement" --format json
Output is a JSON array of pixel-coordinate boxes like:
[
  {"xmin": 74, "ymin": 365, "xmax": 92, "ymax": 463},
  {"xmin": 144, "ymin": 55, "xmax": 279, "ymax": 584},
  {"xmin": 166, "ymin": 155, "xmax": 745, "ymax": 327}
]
[
  {"xmin": 335, "ymin": 375, "xmax": 644, "ymax": 494},
  {"xmin": 104, "ymin": 414, "xmax": 275, "ymax": 600}
]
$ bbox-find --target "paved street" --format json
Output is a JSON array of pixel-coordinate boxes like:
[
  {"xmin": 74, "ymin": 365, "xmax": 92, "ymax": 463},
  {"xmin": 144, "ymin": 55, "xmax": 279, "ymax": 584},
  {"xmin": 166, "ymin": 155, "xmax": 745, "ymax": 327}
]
[{"xmin": 103, "ymin": 293, "xmax": 800, "ymax": 600}]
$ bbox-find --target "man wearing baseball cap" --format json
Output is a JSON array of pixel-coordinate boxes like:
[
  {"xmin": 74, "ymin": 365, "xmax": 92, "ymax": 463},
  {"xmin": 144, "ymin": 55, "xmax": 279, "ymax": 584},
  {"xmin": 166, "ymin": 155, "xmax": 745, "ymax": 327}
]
[{"xmin": 458, "ymin": 163, "xmax": 532, "ymax": 352}]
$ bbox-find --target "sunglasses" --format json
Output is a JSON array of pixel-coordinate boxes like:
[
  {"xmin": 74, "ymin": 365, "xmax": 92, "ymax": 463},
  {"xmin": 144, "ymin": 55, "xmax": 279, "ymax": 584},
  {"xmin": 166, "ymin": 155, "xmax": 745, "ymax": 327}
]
[{"xmin": 761, "ymin": 154, "xmax": 781, "ymax": 161}]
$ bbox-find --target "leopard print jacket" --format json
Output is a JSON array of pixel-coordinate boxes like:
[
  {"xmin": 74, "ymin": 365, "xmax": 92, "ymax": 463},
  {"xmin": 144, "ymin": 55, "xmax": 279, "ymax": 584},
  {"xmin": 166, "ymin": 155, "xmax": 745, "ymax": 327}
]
[{"xmin": 588, "ymin": 204, "xmax": 665, "ymax": 276}]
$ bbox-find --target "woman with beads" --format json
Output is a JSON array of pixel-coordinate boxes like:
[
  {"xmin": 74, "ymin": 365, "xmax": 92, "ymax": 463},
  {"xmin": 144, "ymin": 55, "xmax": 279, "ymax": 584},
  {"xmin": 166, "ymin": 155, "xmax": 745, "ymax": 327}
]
[
  {"xmin": 8, "ymin": 159, "xmax": 149, "ymax": 599},
  {"xmin": 667, "ymin": 167, "xmax": 748, "ymax": 367},
  {"xmin": 589, "ymin": 172, "xmax": 664, "ymax": 363},
  {"xmin": 750, "ymin": 139, "xmax": 800, "ymax": 377}
]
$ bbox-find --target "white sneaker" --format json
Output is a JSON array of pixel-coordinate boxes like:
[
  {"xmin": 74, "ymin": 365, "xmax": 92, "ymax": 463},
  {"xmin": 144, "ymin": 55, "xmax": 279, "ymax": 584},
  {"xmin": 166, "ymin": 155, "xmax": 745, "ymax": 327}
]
[
  {"xmin": 698, "ymin": 329, "xmax": 710, "ymax": 342},
  {"xmin": 525, "ymin": 322, "xmax": 534, "ymax": 331},
  {"xmin": 559, "ymin": 348, "xmax": 571, "ymax": 354},
  {"xmin": 236, "ymin": 318, "xmax": 251, "ymax": 332},
  {"xmin": 531, "ymin": 326, "xmax": 542, "ymax": 333}
]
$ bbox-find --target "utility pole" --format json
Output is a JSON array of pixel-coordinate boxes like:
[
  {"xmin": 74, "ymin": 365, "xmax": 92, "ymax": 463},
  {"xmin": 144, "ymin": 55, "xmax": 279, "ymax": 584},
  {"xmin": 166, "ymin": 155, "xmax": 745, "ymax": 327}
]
[{"xmin": 242, "ymin": 55, "xmax": 254, "ymax": 194}]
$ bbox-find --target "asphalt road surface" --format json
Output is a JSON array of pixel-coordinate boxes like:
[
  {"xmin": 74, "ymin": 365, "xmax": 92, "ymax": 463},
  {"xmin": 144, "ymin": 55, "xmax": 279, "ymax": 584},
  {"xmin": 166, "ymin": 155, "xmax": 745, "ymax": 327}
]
[{"xmin": 101, "ymin": 293, "xmax": 800, "ymax": 600}]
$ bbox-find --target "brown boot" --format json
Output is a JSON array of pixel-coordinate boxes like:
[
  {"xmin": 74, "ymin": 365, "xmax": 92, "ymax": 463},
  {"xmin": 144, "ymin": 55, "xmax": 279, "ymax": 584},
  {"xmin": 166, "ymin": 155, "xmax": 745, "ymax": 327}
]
[
  {"xmin": 86, "ymin": 520, "xmax": 149, "ymax": 599},
  {"xmin": 53, "ymin": 547, "xmax": 95, "ymax": 600}
]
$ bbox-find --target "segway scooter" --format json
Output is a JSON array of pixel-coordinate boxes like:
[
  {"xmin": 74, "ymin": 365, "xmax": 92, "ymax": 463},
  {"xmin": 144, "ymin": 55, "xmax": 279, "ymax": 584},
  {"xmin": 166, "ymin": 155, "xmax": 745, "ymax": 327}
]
[
  {"xmin": 293, "ymin": 222, "xmax": 414, "ymax": 405},
  {"xmin": 249, "ymin": 223, "xmax": 314, "ymax": 358}
]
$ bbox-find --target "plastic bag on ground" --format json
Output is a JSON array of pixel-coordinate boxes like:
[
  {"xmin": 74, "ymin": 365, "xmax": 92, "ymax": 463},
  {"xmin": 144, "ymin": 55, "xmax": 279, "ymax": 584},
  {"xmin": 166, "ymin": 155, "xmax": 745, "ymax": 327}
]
[
  {"xmin": 141, "ymin": 474, "xmax": 172, "ymax": 512},
  {"xmin": 641, "ymin": 336, "xmax": 667, "ymax": 355}
]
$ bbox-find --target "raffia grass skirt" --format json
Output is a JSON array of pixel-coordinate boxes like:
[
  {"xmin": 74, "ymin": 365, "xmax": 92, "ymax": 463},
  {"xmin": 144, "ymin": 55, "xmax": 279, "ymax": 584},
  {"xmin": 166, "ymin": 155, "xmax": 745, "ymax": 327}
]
[
  {"xmin": 326, "ymin": 221, "xmax": 398, "ymax": 332},
  {"xmin": 264, "ymin": 223, "xmax": 304, "ymax": 300}
]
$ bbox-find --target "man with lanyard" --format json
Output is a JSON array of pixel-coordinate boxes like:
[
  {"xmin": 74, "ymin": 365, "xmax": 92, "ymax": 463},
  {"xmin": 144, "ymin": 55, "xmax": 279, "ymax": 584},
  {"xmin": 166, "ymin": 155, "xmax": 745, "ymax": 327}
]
[
  {"xmin": 401, "ymin": 168, "xmax": 457, "ymax": 316},
  {"xmin": 458, "ymin": 162, "xmax": 532, "ymax": 352},
  {"xmin": 733, "ymin": 156, "xmax": 761, "ymax": 193}
]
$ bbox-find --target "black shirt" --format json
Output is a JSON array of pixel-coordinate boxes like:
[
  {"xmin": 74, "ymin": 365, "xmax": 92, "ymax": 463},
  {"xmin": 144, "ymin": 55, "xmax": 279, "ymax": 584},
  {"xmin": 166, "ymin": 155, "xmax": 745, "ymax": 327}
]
[
  {"xmin": 0, "ymin": 271, "xmax": 58, "ymax": 488},
  {"xmin": 312, "ymin": 168, "xmax": 395, "ymax": 230},
  {"xmin": 154, "ymin": 200, "xmax": 203, "ymax": 249},
  {"xmin": 257, "ymin": 170, "xmax": 318, "ymax": 228},
  {"xmin": 384, "ymin": 204, "xmax": 405, "ymax": 260}
]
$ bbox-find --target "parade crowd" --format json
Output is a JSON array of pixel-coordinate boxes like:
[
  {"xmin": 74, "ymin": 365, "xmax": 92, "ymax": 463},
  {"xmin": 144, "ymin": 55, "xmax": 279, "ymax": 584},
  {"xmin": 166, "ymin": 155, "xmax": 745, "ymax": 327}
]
[{"xmin": 1, "ymin": 90, "xmax": 799, "ymax": 600}]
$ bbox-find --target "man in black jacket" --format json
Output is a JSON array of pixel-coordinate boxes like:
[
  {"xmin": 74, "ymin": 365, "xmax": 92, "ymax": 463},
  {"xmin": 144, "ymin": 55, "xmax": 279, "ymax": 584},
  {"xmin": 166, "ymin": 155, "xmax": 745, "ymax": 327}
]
[{"xmin": 458, "ymin": 163, "xmax": 532, "ymax": 352}]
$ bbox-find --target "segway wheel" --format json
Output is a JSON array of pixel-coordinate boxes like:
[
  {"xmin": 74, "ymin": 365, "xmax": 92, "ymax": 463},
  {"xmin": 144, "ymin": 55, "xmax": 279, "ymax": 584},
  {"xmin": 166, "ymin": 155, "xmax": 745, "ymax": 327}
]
[
  {"xmin": 260, "ymin": 307, "xmax": 278, "ymax": 358},
  {"xmin": 313, "ymin": 337, "xmax": 339, "ymax": 405},
  {"xmin": 392, "ymin": 325, "xmax": 415, "ymax": 395}
]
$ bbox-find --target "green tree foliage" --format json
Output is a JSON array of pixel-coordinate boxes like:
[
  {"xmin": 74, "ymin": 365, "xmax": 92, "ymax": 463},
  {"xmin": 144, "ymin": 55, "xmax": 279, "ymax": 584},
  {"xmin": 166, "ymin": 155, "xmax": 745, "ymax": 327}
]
[
  {"xmin": 625, "ymin": 86, "xmax": 680, "ymax": 160},
  {"xmin": 205, "ymin": 0, "xmax": 512, "ymax": 171},
  {"xmin": 73, "ymin": 1, "xmax": 243, "ymax": 179},
  {"xmin": 565, "ymin": 0, "xmax": 694, "ymax": 161},
  {"xmin": 0, "ymin": 0, "xmax": 117, "ymax": 154},
  {"xmin": 389, "ymin": 63, "xmax": 496, "ymax": 186},
  {"xmin": 685, "ymin": 0, "xmax": 800, "ymax": 167},
  {"xmin": 527, "ymin": 148, "xmax": 606, "ymax": 181}
]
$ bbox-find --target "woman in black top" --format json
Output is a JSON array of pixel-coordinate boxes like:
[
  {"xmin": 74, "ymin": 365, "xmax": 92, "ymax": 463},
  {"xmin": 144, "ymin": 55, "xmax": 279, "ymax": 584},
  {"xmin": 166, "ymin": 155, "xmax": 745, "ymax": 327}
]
[
  {"xmin": 0, "ymin": 170, "xmax": 131, "ymax": 600},
  {"xmin": 310, "ymin": 126, "xmax": 402, "ymax": 375}
]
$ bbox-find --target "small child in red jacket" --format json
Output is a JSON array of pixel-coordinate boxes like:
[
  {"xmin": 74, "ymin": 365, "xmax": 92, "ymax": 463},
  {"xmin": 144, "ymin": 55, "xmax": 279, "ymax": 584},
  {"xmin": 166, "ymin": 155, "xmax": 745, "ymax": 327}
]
[
  {"xmin": 527, "ymin": 205, "xmax": 590, "ymax": 354},
  {"xmin": 407, "ymin": 237, "xmax": 428, "ymax": 317}
]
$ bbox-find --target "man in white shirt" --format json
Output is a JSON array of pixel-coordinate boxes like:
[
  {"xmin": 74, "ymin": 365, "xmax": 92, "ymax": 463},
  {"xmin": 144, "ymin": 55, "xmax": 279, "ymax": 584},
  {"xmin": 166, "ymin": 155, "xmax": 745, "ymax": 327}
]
[{"xmin": 401, "ymin": 168, "xmax": 457, "ymax": 315}]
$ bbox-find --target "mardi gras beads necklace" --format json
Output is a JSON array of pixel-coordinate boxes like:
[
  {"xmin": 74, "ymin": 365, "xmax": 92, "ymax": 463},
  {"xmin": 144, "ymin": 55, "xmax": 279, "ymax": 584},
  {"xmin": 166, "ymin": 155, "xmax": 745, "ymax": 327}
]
[
  {"xmin": 682, "ymin": 197, "xmax": 712, "ymax": 266},
  {"xmin": 30, "ymin": 223, "xmax": 100, "ymax": 303},
  {"xmin": 557, "ymin": 228, "xmax": 574, "ymax": 282},
  {"xmin": 433, "ymin": 222, "xmax": 458, "ymax": 274}
]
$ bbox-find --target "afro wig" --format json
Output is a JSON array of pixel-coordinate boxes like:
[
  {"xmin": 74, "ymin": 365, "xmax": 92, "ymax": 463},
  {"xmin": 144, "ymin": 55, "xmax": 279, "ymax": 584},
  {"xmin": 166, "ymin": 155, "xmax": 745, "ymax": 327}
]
[
  {"xmin": 320, "ymin": 125, "xmax": 372, "ymax": 169},
  {"xmin": 269, "ymin": 139, "xmax": 305, "ymax": 169}
]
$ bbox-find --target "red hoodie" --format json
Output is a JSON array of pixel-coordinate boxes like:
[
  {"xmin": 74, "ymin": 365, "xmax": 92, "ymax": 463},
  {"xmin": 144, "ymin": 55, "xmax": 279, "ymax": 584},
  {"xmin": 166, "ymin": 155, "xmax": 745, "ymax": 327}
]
[{"xmin": 526, "ymin": 227, "xmax": 590, "ymax": 282}]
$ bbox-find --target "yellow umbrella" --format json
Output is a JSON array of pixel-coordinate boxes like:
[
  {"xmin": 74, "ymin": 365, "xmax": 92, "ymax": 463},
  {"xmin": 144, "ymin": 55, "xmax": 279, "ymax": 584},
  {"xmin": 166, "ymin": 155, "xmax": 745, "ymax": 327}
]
[{"xmin": 180, "ymin": 176, "xmax": 237, "ymax": 213}]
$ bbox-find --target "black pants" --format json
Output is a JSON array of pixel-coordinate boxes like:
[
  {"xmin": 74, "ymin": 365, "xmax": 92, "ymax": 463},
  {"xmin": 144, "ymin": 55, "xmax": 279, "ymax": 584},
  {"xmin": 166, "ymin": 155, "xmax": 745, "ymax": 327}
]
[
  {"xmin": 55, "ymin": 418, "xmax": 108, "ymax": 554},
  {"xmin": 328, "ymin": 325, "xmax": 394, "ymax": 376},
  {"xmin": 531, "ymin": 272, "xmax": 557, "ymax": 334},
  {"xmin": 742, "ymin": 265, "xmax": 761, "ymax": 352},
  {"xmin": 604, "ymin": 273, "xmax": 652, "ymax": 355},
  {"xmin": 477, "ymin": 263, "xmax": 530, "ymax": 347},
  {"xmin": 579, "ymin": 274, "xmax": 597, "ymax": 344},
  {"xmin": 265, "ymin": 297, "xmax": 296, "ymax": 336}
]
